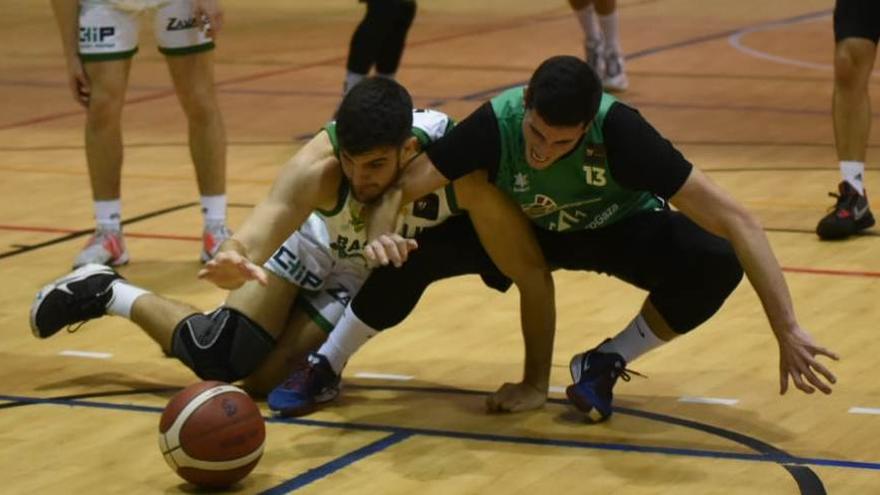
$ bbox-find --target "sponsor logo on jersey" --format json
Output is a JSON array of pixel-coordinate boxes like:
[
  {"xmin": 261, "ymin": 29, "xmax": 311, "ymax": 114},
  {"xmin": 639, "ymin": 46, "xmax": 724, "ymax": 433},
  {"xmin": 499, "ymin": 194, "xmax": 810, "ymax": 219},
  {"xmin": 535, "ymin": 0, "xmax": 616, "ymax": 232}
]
[
  {"xmin": 513, "ymin": 173, "xmax": 530, "ymax": 192},
  {"xmin": 330, "ymin": 235, "xmax": 368, "ymax": 267},
  {"xmin": 585, "ymin": 143, "xmax": 606, "ymax": 159},
  {"xmin": 166, "ymin": 17, "xmax": 197, "ymax": 31},
  {"xmin": 325, "ymin": 285, "xmax": 352, "ymax": 306},
  {"xmin": 522, "ymin": 194, "xmax": 558, "ymax": 217},
  {"xmin": 347, "ymin": 202, "xmax": 367, "ymax": 232}
]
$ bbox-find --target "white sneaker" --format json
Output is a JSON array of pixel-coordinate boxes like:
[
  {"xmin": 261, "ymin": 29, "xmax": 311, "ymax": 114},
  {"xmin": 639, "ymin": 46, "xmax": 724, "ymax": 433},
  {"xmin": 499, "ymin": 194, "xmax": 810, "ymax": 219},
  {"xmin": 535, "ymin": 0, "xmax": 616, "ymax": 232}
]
[
  {"xmin": 201, "ymin": 222, "xmax": 232, "ymax": 262},
  {"xmin": 602, "ymin": 52, "xmax": 628, "ymax": 92},
  {"xmin": 73, "ymin": 228, "xmax": 129, "ymax": 269}
]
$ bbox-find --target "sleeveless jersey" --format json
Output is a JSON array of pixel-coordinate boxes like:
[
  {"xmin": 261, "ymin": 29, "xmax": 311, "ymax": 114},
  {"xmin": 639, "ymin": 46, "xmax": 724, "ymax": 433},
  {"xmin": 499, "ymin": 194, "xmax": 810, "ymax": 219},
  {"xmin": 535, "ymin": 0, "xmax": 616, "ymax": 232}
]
[{"xmin": 491, "ymin": 87, "xmax": 663, "ymax": 231}]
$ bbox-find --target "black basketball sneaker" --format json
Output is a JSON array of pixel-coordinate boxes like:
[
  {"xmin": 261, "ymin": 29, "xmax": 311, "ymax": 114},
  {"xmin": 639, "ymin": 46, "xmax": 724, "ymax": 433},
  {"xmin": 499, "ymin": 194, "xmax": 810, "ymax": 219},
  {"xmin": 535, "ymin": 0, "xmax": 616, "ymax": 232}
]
[
  {"xmin": 30, "ymin": 264, "xmax": 123, "ymax": 339},
  {"xmin": 817, "ymin": 181, "xmax": 875, "ymax": 240}
]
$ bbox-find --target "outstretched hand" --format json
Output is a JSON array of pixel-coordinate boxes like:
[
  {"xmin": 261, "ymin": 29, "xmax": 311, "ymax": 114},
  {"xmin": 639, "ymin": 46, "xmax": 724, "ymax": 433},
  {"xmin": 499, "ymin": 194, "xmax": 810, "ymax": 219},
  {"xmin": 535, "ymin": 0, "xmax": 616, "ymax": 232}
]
[
  {"xmin": 776, "ymin": 325, "xmax": 839, "ymax": 395},
  {"xmin": 486, "ymin": 381, "xmax": 547, "ymax": 413},
  {"xmin": 364, "ymin": 233, "xmax": 418, "ymax": 268},
  {"xmin": 197, "ymin": 250, "xmax": 267, "ymax": 289}
]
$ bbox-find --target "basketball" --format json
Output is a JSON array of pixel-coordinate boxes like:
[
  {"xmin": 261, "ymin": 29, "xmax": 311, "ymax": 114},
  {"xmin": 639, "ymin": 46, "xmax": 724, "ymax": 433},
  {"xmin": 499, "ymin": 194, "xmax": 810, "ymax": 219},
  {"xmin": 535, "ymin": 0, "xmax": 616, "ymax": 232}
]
[{"xmin": 158, "ymin": 381, "xmax": 266, "ymax": 488}]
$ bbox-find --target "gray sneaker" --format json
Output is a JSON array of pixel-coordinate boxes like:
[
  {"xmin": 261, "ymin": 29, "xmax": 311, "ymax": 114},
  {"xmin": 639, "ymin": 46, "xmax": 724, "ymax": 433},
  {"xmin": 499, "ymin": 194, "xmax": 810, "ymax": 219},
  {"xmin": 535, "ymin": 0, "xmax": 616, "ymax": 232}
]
[
  {"xmin": 585, "ymin": 38, "xmax": 605, "ymax": 80},
  {"xmin": 602, "ymin": 51, "xmax": 629, "ymax": 92},
  {"xmin": 201, "ymin": 222, "xmax": 232, "ymax": 262},
  {"xmin": 73, "ymin": 228, "xmax": 129, "ymax": 269}
]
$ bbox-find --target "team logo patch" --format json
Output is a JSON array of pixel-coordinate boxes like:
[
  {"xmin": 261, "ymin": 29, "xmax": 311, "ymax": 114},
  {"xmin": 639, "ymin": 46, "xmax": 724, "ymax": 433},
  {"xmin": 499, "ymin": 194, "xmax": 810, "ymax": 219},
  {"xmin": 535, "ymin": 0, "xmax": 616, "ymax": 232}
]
[
  {"xmin": 522, "ymin": 194, "xmax": 558, "ymax": 217},
  {"xmin": 513, "ymin": 173, "xmax": 530, "ymax": 192},
  {"xmin": 412, "ymin": 193, "xmax": 439, "ymax": 220}
]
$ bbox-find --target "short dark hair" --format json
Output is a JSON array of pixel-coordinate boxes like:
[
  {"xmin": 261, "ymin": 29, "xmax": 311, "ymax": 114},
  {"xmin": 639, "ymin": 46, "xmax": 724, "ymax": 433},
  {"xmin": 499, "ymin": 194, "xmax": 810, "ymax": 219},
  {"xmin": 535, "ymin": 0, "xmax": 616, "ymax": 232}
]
[
  {"xmin": 524, "ymin": 55, "xmax": 602, "ymax": 127},
  {"xmin": 336, "ymin": 77, "xmax": 414, "ymax": 155}
]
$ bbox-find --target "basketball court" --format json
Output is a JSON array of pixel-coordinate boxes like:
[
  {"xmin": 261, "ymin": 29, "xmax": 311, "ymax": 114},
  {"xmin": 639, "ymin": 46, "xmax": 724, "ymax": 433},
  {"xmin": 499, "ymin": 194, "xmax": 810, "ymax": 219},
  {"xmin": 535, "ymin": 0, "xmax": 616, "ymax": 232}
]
[{"xmin": 1, "ymin": 0, "xmax": 878, "ymax": 493}]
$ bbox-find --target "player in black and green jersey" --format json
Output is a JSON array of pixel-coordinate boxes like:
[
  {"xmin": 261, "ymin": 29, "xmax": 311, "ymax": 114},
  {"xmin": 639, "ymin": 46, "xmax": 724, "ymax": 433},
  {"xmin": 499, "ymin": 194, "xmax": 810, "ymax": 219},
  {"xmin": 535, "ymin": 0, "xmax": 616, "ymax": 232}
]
[{"xmin": 284, "ymin": 56, "xmax": 839, "ymax": 421}]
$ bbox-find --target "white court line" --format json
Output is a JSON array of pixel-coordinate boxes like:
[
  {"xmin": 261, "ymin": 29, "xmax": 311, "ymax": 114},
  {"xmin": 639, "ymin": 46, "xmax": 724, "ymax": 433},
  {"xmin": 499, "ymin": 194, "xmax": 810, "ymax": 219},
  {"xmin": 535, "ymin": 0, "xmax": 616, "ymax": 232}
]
[
  {"xmin": 727, "ymin": 13, "xmax": 842, "ymax": 72},
  {"xmin": 849, "ymin": 407, "xmax": 880, "ymax": 415},
  {"xmin": 59, "ymin": 350, "xmax": 113, "ymax": 359},
  {"xmin": 549, "ymin": 386, "xmax": 567, "ymax": 394},
  {"xmin": 678, "ymin": 396, "xmax": 739, "ymax": 406},
  {"xmin": 353, "ymin": 372, "xmax": 414, "ymax": 381}
]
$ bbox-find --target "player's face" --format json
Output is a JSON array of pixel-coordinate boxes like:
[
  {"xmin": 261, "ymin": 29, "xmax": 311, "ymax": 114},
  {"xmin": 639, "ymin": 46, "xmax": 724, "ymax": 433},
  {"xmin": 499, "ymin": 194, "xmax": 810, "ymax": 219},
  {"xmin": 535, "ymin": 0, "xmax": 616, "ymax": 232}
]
[
  {"xmin": 522, "ymin": 109, "xmax": 588, "ymax": 170},
  {"xmin": 340, "ymin": 145, "xmax": 402, "ymax": 203}
]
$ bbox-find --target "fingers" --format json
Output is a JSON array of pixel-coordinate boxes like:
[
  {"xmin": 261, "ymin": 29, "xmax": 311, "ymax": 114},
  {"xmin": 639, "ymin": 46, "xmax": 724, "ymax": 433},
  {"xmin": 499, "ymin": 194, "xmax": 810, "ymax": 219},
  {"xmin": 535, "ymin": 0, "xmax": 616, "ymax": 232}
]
[
  {"xmin": 380, "ymin": 236, "xmax": 404, "ymax": 267},
  {"xmin": 789, "ymin": 371, "xmax": 815, "ymax": 394},
  {"xmin": 811, "ymin": 346, "xmax": 840, "ymax": 361},
  {"xmin": 368, "ymin": 240, "xmax": 390, "ymax": 266},
  {"xmin": 779, "ymin": 360, "xmax": 788, "ymax": 395},
  {"xmin": 808, "ymin": 358, "xmax": 837, "ymax": 387},
  {"xmin": 246, "ymin": 264, "xmax": 269, "ymax": 287}
]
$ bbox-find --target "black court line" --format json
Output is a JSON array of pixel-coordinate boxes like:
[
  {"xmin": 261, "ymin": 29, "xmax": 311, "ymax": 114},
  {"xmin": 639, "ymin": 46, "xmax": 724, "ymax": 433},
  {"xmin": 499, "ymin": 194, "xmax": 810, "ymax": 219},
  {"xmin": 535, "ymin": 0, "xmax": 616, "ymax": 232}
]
[{"xmin": 0, "ymin": 202, "xmax": 197, "ymax": 261}]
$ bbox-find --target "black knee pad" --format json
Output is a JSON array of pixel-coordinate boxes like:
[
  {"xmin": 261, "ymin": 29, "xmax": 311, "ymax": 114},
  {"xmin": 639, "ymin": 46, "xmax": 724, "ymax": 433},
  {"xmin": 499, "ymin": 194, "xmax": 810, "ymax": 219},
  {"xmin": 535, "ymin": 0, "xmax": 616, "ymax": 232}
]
[{"xmin": 171, "ymin": 308, "xmax": 275, "ymax": 382}]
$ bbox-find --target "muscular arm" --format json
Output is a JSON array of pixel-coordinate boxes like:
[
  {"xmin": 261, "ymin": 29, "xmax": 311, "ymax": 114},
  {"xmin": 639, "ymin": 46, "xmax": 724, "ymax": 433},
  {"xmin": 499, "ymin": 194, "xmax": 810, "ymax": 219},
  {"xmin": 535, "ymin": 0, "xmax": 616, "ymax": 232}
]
[
  {"xmin": 454, "ymin": 171, "xmax": 556, "ymax": 405},
  {"xmin": 671, "ymin": 168, "xmax": 838, "ymax": 394},
  {"xmin": 221, "ymin": 131, "xmax": 340, "ymax": 264}
]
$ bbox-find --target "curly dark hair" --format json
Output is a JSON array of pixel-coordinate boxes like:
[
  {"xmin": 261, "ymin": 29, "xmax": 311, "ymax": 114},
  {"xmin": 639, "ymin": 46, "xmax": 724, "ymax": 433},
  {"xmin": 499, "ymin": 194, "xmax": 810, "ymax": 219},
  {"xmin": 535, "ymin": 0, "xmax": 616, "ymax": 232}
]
[
  {"xmin": 525, "ymin": 55, "xmax": 602, "ymax": 127},
  {"xmin": 336, "ymin": 77, "xmax": 414, "ymax": 155}
]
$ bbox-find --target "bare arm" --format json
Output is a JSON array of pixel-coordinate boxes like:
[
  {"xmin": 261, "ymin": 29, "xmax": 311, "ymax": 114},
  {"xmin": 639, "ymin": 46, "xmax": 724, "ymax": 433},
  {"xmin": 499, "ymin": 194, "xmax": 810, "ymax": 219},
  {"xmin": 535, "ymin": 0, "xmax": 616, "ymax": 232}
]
[
  {"xmin": 200, "ymin": 132, "xmax": 341, "ymax": 288},
  {"xmin": 454, "ymin": 171, "xmax": 556, "ymax": 412},
  {"xmin": 50, "ymin": 0, "xmax": 89, "ymax": 106},
  {"xmin": 364, "ymin": 152, "xmax": 456, "ymax": 265},
  {"xmin": 671, "ymin": 167, "xmax": 838, "ymax": 394}
]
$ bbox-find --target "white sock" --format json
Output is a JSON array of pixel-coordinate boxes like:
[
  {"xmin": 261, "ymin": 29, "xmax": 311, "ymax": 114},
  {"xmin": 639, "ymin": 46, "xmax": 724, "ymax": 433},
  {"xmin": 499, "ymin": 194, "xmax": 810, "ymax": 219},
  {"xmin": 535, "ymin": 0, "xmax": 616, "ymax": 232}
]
[
  {"xmin": 376, "ymin": 72, "xmax": 396, "ymax": 80},
  {"xmin": 318, "ymin": 305, "xmax": 379, "ymax": 374},
  {"xmin": 574, "ymin": 5, "xmax": 601, "ymax": 47},
  {"xmin": 344, "ymin": 71, "xmax": 366, "ymax": 95},
  {"xmin": 106, "ymin": 281, "xmax": 150, "ymax": 319},
  {"xmin": 94, "ymin": 199, "xmax": 122, "ymax": 231},
  {"xmin": 200, "ymin": 194, "xmax": 227, "ymax": 225},
  {"xmin": 598, "ymin": 314, "xmax": 666, "ymax": 363},
  {"xmin": 598, "ymin": 11, "xmax": 622, "ymax": 55},
  {"xmin": 840, "ymin": 161, "xmax": 866, "ymax": 195}
]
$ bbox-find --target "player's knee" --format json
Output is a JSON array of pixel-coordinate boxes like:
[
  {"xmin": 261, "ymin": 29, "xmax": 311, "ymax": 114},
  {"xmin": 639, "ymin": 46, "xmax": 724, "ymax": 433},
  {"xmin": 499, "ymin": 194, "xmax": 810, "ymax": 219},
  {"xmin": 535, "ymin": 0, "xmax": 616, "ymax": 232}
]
[
  {"xmin": 171, "ymin": 308, "xmax": 275, "ymax": 382},
  {"xmin": 834, "ymin": 42, "xmax": 873, "ymax": 88},
  {"xmin": 179, "ymin": 88, "xmax": 219, "ymax": 125},
  {"xmin": 86, "ymin": 91, "xmax": 125, "ymax": 126}
]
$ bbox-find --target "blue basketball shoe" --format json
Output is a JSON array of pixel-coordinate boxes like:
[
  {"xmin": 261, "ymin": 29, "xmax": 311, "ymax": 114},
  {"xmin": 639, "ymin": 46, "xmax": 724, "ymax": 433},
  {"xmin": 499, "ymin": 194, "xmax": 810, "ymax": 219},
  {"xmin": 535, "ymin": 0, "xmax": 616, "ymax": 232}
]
[
  {"xmin": 565, "ymin": 342, "xmax": 636, "ymax": 422},
  {"xmin": 268, "ymin": 353, "xmax": 340, "ymax": 417}
]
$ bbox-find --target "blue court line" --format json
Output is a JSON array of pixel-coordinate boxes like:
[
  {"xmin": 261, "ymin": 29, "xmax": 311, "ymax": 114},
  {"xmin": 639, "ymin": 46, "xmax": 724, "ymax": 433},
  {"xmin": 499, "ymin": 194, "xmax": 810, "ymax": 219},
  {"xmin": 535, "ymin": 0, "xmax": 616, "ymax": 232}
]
[
  {"xmin": 258, "ymin": 432, "xmax": 413, "ymax": 494},
  {"xmin": 1, "ymin": 392, "xmax": 878, "ymax": 472}
]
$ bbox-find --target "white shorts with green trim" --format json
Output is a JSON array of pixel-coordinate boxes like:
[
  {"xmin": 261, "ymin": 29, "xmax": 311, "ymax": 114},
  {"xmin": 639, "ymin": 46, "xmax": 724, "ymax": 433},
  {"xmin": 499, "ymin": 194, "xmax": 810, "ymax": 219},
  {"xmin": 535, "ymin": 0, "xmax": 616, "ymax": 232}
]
[
  {"xmin": 264, "ymin": 216, "xmax": 371, "ymax": 333},
  {"xmin": 79, "ymin": 0, "xmax": 213, "ymax": 61}
]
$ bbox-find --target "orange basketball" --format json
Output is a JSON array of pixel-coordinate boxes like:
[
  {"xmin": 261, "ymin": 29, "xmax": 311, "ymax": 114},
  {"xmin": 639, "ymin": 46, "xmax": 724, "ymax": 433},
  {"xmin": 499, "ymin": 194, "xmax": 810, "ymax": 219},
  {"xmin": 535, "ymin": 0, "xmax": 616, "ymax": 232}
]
[{"xmin": 158, "ymin": 381, "xmax": 266, "ymax": 488}]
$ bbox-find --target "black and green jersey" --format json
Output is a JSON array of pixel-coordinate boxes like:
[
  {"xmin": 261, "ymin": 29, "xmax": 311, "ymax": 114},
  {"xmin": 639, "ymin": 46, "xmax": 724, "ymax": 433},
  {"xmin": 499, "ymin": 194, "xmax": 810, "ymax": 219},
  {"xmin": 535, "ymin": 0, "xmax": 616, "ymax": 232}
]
[
  {"xmin": 424, "ymin": 86, "xmax": 693, "ymax": 233},
  {"xmin": 490, "ymin": 87, "xmax": 663, "ymax": 231}
]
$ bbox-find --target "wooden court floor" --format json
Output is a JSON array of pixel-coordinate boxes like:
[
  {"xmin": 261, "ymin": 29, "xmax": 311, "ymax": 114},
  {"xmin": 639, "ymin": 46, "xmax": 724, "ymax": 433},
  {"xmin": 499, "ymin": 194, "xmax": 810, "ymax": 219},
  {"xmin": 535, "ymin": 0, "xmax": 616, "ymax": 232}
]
[{"xmin": 1, "ymin": 0, "xmax": 879, "ymax": 493}]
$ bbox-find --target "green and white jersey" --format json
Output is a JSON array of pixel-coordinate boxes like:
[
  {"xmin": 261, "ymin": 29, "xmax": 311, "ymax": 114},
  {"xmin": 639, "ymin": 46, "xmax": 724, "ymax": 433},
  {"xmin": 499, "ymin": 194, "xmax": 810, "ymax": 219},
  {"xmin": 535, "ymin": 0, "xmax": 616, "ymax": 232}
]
[
  {"xmin": 491, "ymin": 87, "xmax": 663, "ymax": 232},
  {"xmin": 314, "ymin": 109, "xmax": 461, "ymax": 269}
]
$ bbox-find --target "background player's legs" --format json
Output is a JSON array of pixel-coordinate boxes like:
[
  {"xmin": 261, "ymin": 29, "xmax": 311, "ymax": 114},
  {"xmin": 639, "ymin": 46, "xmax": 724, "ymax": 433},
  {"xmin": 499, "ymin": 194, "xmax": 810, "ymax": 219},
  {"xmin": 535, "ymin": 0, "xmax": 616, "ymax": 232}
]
[
  {"xmin": 569, "ymin": 0, "xmax": 603, "ymax": 77},
  {"xmin": 241, "ymin": 308, "xmax": 328, "ymax": 396},
  {"xmin": 75, "ymin": 59, "xmax": 132, "ymax": 268},
  {"xmin": 833, "ymin": 38, "xmax": 876, "ymax": 167},
  {"xmin": 374, "ymin": 0, "xmax": 417, "ymax": 78},
  {"xmin": 165, "ymin": 50, "xmax": 230, "ymax": 259},
  {"xmin": 818, "ymin": 0, "xmax": 879, "ymax": 239},
  {"xmin": 344, "ymin": 0, "xmax": 410, "ymax": 94}
]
